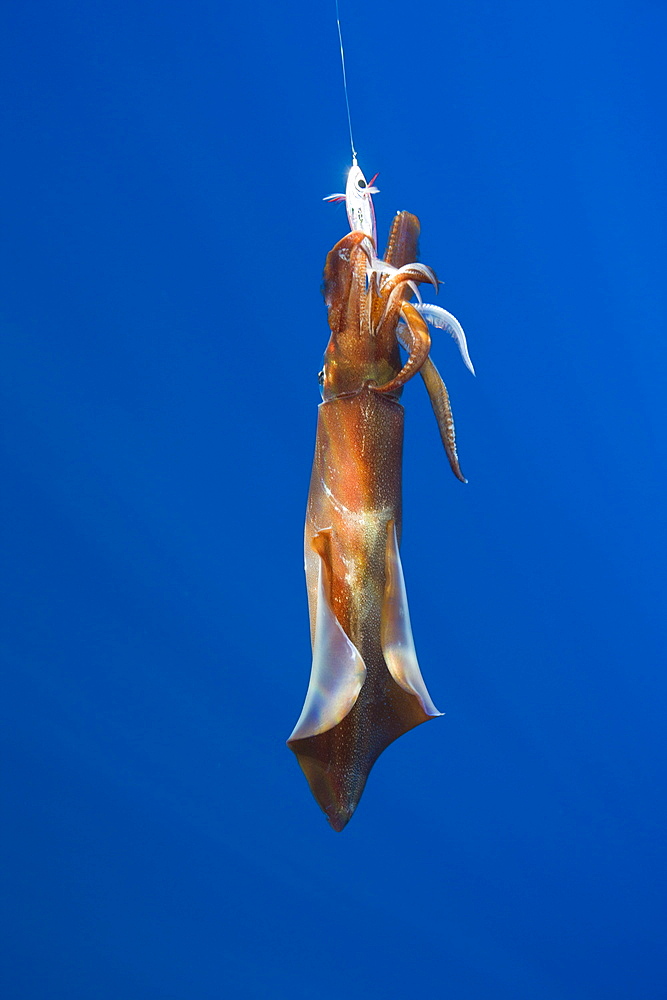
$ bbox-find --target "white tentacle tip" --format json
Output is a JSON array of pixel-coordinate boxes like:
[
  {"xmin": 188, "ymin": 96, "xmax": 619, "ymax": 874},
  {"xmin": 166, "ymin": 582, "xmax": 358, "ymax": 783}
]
[{"xmin": 416, "ymin": 303, "xmax": 475, "ymax": 375}]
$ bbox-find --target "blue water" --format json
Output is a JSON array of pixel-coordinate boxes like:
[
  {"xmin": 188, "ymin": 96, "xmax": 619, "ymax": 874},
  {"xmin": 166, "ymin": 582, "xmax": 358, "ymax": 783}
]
[{"xmin": 1, "ymin": 1, "xmax": 665, "ymax": 997}]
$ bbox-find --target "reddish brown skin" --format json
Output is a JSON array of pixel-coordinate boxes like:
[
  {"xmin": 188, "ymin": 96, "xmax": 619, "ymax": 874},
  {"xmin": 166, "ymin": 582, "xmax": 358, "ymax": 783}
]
[{"xmin": 288, "ymin": 214, "xmax": 439, "ymax": 831}]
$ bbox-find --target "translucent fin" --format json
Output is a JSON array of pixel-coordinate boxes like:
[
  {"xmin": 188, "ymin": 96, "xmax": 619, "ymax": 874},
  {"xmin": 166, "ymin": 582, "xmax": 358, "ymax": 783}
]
[
  {"xmin": 416, "ymin": 303, "xmax": 475, "ymax": 375},
  {"xmin": 381, "ymin": 522, "xmax": 442, "ymax": 718},
  {"xmin": 289, "ymin": 531, "xmax": 366, "ymax": 741}
]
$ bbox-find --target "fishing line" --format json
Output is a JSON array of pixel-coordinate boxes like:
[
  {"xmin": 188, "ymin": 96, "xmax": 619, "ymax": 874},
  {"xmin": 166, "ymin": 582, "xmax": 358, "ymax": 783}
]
[{"xmin": 335, "ymin": 0, "xmax": 357, "ymax": 164}]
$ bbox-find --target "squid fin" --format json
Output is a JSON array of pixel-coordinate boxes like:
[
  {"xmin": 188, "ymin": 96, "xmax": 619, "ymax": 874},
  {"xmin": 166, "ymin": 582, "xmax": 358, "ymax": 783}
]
[
  {"xmin": 288, "ymin": 525, "xmax": 441, "ymax": 832},
  {"xmin": 381, "ymin": 521, "xmax": 442, "ymax": 720},
  {"xmin": 288, "ymin": 531, "xmax": 366, "ymax": 742},
  {"xmin": 287, "ymin": 531, "xmax": 368, "ymax": 831}
]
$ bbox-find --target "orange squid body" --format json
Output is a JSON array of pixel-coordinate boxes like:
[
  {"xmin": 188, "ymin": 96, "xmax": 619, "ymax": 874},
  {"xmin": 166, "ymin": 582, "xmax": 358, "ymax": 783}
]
[{"xmin": 288, "ymin": 214, "xmax": 443, "ymax": 831}]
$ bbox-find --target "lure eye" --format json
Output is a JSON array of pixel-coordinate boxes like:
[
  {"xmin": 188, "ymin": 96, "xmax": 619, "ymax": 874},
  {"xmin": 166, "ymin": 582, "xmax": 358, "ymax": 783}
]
[{"xmin": 357, "ymin": 179, "xmax": 366, "ymax": 189}]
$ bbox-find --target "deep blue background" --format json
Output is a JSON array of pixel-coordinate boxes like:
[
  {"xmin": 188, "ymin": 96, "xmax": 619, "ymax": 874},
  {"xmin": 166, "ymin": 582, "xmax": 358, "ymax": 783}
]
[{"xmin": 1, "ymin": 1, "xmax": 665, "ymax": 997}]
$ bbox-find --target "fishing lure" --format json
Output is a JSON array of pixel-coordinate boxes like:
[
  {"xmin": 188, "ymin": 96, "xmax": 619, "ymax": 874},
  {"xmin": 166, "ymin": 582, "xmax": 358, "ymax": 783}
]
[{"xmin": 287, "ymin": 162, "xmax": 473, "ymax": 830}]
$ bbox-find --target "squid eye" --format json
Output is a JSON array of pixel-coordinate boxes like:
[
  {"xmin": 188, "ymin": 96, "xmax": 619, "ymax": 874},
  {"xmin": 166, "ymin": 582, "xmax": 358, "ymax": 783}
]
[
  {"xmin": 357, "ymin": 178, "xmax": 366, "ymax": 189},
  {"xmin": 317, "ymin": 370, "xmax": 324, "ymax": 385}
]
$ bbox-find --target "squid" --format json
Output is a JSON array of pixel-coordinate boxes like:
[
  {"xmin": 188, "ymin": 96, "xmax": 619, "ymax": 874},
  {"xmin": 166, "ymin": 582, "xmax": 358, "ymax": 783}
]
[{"xmin": 288, "ymin": 164, "xmax": 473, "ymax": 830}]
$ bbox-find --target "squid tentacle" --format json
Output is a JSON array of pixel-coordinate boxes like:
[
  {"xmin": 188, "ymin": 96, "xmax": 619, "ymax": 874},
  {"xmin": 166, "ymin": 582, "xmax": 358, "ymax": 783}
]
[
  {"xmin": 381, "ymin": 262, "xmax": 438, "ymax": 298},
  {"xmin": 324, "ymin": 230, "xmax": 374, "ymax": 332},
  {"xmin": 366, "ymin": 259, "xmax": 423, "ymax": 305},
  {"xmin": 416, "ymin": 349, "xmax": 466, "ymax": 483},
  {"xmin": 415, "ymin": 302, "xmax": 475, "ymax": 376},
  {"xmin": 374, "ymin": 303, "xmax": 431, "ymax": 394}
]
